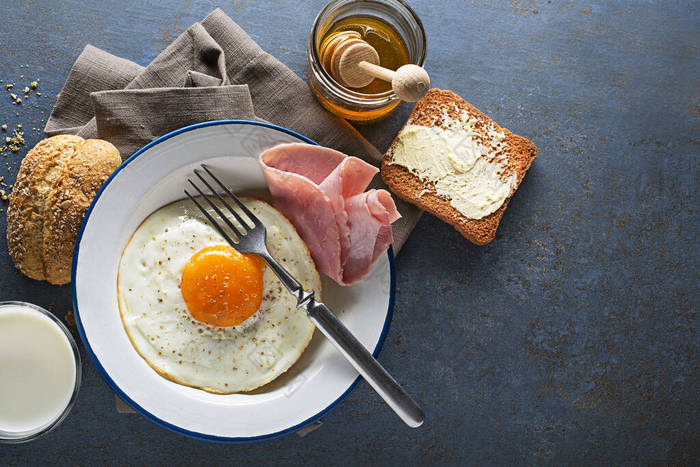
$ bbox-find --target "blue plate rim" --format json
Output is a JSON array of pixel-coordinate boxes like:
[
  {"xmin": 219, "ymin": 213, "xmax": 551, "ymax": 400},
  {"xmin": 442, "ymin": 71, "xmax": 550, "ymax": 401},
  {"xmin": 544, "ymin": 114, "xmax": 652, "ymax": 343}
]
[{"xmin": 71, "ymin": 119, "xmax": 396, "ymax": 443}]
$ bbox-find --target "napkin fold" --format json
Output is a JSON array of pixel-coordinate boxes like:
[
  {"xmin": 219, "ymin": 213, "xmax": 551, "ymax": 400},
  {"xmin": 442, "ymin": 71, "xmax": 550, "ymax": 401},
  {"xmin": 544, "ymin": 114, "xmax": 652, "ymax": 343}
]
[{"xmin": 45, "ymin": 8, "xmax": 420, "ymax": 252}]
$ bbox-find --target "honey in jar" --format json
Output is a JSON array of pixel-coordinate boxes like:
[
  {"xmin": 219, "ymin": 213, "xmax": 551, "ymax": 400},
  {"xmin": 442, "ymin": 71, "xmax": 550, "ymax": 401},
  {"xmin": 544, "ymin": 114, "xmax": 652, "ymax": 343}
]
[
  {"xmin": 307, "ymin": 0, "xmax": 427, "ymax": 122},
  {"xmin": 320, "ymin": 16, "xmax": 410, "ymax": 94}
]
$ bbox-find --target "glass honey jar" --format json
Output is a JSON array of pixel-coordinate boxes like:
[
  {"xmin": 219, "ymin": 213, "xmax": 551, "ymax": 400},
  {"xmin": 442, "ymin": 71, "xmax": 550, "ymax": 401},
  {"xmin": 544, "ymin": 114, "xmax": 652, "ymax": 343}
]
[{"xmin": 307, "ymin": 0, "xmax": 427, "ymax": 123}]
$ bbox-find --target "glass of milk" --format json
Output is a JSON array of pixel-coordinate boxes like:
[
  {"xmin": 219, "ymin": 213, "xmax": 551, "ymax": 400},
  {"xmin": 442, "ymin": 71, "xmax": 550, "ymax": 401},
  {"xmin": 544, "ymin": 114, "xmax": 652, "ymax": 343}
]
[{"xmin": 0, "ymin": 301, "xmax": 81, "ymax": 443}]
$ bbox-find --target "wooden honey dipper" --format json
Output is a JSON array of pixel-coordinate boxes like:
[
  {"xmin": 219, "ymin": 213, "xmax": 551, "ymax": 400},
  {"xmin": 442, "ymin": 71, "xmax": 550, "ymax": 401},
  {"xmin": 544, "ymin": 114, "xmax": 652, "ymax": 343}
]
[{"xmin": 320, "ymin": 31, "xmax": 430, "ymax": 102}]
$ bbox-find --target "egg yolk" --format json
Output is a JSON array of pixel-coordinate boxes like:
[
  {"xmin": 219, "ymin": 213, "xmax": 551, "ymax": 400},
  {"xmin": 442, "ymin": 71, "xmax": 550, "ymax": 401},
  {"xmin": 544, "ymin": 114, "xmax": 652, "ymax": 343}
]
[{"xmin": 181, "ymin": 245, "xmax": 264, "ymax": 327}]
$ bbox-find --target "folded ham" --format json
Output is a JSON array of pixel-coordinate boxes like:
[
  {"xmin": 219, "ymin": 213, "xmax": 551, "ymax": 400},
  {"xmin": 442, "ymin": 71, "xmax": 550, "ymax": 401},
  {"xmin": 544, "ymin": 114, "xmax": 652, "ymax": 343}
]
[{"xmin": 259, "ymin": 143, "xmax": 400, "ymax": 285}]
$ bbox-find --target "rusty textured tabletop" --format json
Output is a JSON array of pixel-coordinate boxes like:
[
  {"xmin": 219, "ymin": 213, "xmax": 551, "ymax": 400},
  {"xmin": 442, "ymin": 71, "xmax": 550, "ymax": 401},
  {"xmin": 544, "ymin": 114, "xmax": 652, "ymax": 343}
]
[{"xmin": 0, "ymin": 0, "xmax": 698, "ymax": 464}]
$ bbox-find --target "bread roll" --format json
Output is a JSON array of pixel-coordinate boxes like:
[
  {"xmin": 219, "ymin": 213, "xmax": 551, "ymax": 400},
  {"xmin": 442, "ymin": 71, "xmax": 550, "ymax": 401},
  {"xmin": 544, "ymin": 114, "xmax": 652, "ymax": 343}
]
[{"xmin": 6, "ymin": 136, "xmax": 120, "ymax": 285}]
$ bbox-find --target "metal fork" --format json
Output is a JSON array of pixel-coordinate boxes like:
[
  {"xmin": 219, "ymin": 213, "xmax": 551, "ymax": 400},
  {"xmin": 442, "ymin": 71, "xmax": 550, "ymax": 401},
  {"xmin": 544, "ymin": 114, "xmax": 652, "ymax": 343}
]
[{"xmin": 185, "ymin": 164, "xmax": 424, "ymax": 428}]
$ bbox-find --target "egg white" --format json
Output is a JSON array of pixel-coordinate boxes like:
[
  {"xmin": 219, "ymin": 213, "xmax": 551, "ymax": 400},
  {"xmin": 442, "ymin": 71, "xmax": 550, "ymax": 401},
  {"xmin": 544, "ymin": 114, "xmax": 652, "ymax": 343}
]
[{"xmin": 117, "ymin": 197, "xmax": 320, "ymax": 393}]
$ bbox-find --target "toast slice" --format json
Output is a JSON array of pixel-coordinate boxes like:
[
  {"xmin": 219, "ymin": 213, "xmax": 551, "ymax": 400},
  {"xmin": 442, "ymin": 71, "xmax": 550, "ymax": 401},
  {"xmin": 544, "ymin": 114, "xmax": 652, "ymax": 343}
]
[{"xmin": 381, "ymin": 89, "xmax": 537, "ymax": 245}]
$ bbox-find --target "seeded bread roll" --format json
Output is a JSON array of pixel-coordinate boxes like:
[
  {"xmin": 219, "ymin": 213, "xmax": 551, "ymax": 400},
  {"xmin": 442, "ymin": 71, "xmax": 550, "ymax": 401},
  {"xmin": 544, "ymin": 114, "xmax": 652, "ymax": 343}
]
[
  {"xmin": 381, "ymin": 89, "xmax": 537, "ymax": 245},
  {"xmin": 7, "ymin": 135, "xmax": 120, "ymax": 285}
]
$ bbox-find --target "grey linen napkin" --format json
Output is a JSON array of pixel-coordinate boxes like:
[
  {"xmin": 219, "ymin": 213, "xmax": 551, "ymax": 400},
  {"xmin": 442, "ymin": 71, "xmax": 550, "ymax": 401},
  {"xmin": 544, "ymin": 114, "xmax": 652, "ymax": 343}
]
[{"xmin": 45, "ymin": 8, "xmax": 420, "ymax": 253}]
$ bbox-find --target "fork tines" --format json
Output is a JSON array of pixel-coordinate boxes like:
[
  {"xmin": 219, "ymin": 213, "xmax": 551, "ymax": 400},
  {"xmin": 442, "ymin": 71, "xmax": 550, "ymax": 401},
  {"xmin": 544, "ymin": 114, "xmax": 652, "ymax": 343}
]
[{"xmin": 183, "ymin": 164, "xmax": 258, "ymax": 245}]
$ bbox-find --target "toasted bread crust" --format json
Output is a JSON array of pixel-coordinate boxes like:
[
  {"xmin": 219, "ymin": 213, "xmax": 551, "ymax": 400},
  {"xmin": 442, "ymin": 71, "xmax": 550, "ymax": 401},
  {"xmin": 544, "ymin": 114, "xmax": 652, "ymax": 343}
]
[
  {"xmin": 7, "ymin": 136, "xmax": 120, "ymax": 284},
  {"xmin": 7, "ymin": 135, "xmax": 84, "ymax": 280},
  {"xmin": 381, "ymin": 89, "xmax": 537, "ymax": 245},
  {"xmin": 42, "ymin": 140, "xmax": 121, "ymax": 284}
]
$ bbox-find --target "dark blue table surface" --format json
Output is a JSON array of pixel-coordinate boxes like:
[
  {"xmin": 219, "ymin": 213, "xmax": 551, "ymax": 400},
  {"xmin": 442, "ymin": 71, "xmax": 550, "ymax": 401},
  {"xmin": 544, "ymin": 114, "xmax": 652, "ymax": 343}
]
[{"xmin": 0, "ymin": 0, "xmax": 697, "ymax": 464}]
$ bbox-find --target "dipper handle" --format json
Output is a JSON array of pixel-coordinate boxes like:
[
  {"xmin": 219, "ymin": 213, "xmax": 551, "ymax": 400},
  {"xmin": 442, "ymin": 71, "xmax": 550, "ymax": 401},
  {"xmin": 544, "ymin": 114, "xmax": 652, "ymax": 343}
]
[
  {"xmin": 324, "ymin": 31, "xmax": 430, "ymax": 102},
  {"xmin": 357, "ymin": 61, "xmax": 430, "ymax": 102},
  {"xmin": 357, "ymin": 60, "xmax": 395, "ymax": 82}
]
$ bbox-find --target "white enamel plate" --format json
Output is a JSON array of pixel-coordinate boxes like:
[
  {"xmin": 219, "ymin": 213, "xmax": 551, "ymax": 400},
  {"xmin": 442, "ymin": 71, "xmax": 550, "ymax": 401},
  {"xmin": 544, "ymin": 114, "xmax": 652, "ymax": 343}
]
[{"xmin": 72, "ymin": 121, "xmax": 395, "ymax": 441}]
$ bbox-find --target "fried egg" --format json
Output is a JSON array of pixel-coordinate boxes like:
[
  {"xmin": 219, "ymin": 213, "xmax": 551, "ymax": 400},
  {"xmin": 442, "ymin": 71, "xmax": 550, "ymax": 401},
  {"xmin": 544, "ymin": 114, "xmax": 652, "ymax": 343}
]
[{"xmin": 117, "ymin": 197, "xmax": 320, "ymax": 393}]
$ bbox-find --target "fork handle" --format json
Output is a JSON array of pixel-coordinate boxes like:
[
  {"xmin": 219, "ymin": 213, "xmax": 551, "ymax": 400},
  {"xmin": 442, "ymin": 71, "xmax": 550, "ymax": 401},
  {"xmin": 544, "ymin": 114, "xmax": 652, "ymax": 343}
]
[
  {"xmin": 306, "ymin": 299, "xmax": 425, "ymax": 428},
  {"xmin": 259, "ymin": 252, "xmax": 424, "ymax": 427}
]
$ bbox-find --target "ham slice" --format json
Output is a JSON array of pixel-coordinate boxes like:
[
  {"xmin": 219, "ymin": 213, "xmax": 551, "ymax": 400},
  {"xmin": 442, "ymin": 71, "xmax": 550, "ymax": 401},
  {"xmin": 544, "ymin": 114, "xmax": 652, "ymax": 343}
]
[{"xmin": 259, "ymin": 143, "xmax": 400, "ymax": 285}]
